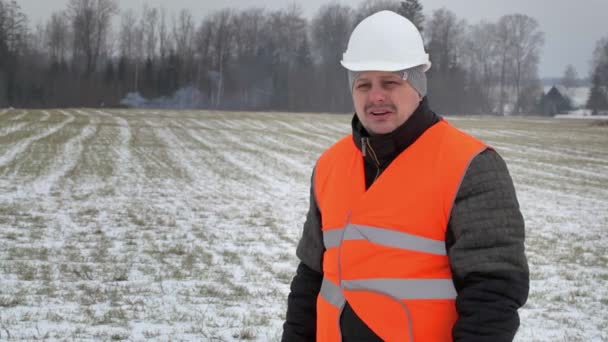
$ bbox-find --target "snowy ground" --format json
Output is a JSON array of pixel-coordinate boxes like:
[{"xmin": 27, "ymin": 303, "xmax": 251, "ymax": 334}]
[{"xmin": 0, "ymin": 109, "xmax": 606, "ymax": 341}]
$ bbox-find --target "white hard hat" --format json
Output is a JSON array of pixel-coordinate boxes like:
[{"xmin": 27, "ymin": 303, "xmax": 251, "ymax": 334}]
[{"xmin": 341, "ymin": 10, "xmax": 431, "ymax": 72}]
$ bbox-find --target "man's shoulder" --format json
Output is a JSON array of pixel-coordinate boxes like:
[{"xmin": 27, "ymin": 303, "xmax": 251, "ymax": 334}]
[
  {"xmin": 458, "ymin": 148, "xmax": 514, "ymax": 201},
  {"xmin": 467, "ymin": 149, "xmax": 508, "ymax": 175}
]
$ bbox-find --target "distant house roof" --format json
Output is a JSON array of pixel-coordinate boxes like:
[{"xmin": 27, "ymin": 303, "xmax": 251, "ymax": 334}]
[
  {"xmin": 546, "ymin": 86, "xmax": 566, "ymax": 100},
  {"xmin": 541, "ymin": 85, "xmax": 572, "ymax": 116},
  {"xmin": 543, "ymin": 85, "xmax": 590, "ymax": 108}
]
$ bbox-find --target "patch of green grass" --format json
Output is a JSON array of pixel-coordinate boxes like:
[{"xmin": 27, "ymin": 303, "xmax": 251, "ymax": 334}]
[
  {"xmin": 18, "ymin": 263, "xmax": 37, "ymax": 281},
  {"xmin": 5, "ymin": 232, "xmax": 18, "ymax": 240},
  {"xmin": 28, "ymin": 227, "xmax": 45, "ymax": 241},
  {"xmin": 97, "ymin": 307, "xmax": 128, "ymax": 326},
  {"xmin": 234, "ymin": 327, "xmax": 257, "ymax": 340},
  {"xmin": 0, "ymin": 293, "xmax": 26, "ymax": 308},
  {"xmin": 35, "ymin": 282, "xmax": 57, "ymax": 297},
  {"xmin": 181, "ymin": 253, "xmax": 197, "ymax": 274},
  {"xmin": 127, "ymin": 210, "xmax": 146, "ymax": 227},
  {"xmin": 142, "ymin": 330, "xmax": 162, "ymax": 339},
  {"xmin": 199, "ymin": 284, "xmax": 223, "ymax": 298},
  {"xmin": 171, "ymin": 268, "xmax": 186, "ymax": 280},
  {"xmin": 221, "ymin": 250, "xmax": 240, "ymax": 264},
  {"xmin": 231, "ymin": 285, "xmax": 250, "ymax": 300},
  {"xmin": 112, "ymin": 268, "xmax": 129, "ymax": 282},
  {"xmin": 47, "ymin": 310, "xmax": 64, "ymax": 322},
  {"xmin": 276, "ymin": 270, "xmax": 293, "ymax": 284},
  {"xmin": 166, "ymin": 243, "xmax": 187, "ymax": 256}
]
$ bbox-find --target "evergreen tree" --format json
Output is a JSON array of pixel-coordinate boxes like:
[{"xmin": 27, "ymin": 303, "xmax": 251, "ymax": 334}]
[
  {"xmin": 586, "ymin": 39, "xmax": 608, "ymax": 114},
  {"xmin": 399, "ymin": 0, "xmax": 424, "ymax": 32},
  {"xmin": 586, "ymin": 71, "xmax": 608, "ymax": 114}
]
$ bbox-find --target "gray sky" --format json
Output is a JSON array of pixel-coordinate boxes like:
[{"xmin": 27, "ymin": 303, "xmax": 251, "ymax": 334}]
[{"xmin": 17, "ymin": 0, "xmax": 608, "ymax": 78}]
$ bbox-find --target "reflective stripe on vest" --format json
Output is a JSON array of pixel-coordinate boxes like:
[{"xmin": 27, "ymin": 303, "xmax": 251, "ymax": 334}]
[
  {"xmin": 320, "ymin": 277, "xmax": 346, "ymax": 308},
  {"xmin": 343, "ymin": 279, "xmax": 456, "ymax": 299},
  {"xmin": 321, "ymin": 277, "xmax": 456, "ymax": 304},
  {"xmin": 324, "ymin": 224, "xmax": 447, "ymax": 255}
]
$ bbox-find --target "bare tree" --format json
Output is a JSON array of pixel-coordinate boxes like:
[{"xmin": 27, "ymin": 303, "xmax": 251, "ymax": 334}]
[
  {"xmin": 141, "ymin": 5, "xmax": 158, "ymax": 62},
  {"xmin": 494, "ymin": 14, "xmax": 544, "ymax": 114},
  {"xmin": 31, "ymin": 23, "xmax": 47, "ymax": 55},
  {"xmin": 0, "ymin": 0, "xmax": 29, "ymax": 106},
  {"xmin": 425, "ymin": 9, "xmax": 466, "ymax": 74},
  {"xmin": 173, "ymin": 9, "xmax": 195, "ymax": 58},
  {"xmin": 171, "ymin": 8, "xmax": 196, "ymax": 88},
  {"xmin": 68, "ymin": 0, "xmax": 118, "ymax": 76},
  {"xmin": 464, "ymin": 21, "xmax": 500, "ymax": 113},
  {"xmin": 311, "ymin": 3, "xmax": 353, "ymax": 112},
  {"xmin": 229, "ymin": 8, "xmax": 267, "ymax": 107},
  {"xmin": 158, "ymin": 7, "xmax": 170, "ymax": 61},
  {"xmin": 282, "ymin": 4, "xmax": 308, "ymax": 110},
  {"xmin": 505, "ymin": 14, "xmax": 544, "ymax": 114},
  {"xmin": 0, "ymin": 0, "xmax": 28, "ymax": 53},
  {"xmin": 263, "ymin": 5, "xmax": 309, "ymax": 111},
  {"xmin": 207, "ymin": 9, "xmax": 234, "ymax": 107},
  {"xmin": 119, "ymin": 9, "xmax": 137, "ymax": 60},
  {"xmin": 561, "ymin": 64, "xmax": 578, "ymax": 89},
  {"xmin": 232, "ymin": 8, "xmax": 266, "ymax": 59},
  {"xmin": 495, "ymin": 16, "xmax": 514, "ymax": 115},
  {"xmin": 425, "ymin": 8, "xmax": 467, "ymax": 113},
  {"xmin": 45, "ymin": 11, "xmax": 71, "ymax": 62}
]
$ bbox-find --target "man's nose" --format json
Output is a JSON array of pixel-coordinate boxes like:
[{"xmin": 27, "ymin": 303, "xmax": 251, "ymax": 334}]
[{"xmin": 368, "ymin": 85, "xmax": 387, "ymax": 103}]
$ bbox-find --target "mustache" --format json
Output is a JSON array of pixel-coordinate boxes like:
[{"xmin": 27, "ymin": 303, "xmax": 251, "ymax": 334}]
[{"xmin": 364, "ymin": 103, "xmax": 397, "ymax": 112}]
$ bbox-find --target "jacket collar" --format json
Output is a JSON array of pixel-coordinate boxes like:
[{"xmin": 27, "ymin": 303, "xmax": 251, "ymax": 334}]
[{"xmin": 352, "ymin": 98, "xmax": 441, "ymax": 168}]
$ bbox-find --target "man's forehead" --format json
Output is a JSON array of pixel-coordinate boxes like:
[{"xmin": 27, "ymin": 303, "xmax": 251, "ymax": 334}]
[{"xmin": 355, "ymin": 71, "xmax": 403, "ymax": 81}]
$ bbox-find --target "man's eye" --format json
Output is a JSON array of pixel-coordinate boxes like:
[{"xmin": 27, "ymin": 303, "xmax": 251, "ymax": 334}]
[{"xmin": 356, "ymin": 83, "xmax": 371, "ymax": 89}]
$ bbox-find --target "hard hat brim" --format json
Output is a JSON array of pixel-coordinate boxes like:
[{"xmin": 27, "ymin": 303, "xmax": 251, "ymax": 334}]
[{"xmin": 340, "ymin": 60, "xmax": 431, "ymax": 73}]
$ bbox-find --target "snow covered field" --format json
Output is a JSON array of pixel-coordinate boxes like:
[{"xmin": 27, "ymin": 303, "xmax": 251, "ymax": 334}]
[{"xmin": 0, "ymin": 108, "xmax": 606, "ymax": 341}]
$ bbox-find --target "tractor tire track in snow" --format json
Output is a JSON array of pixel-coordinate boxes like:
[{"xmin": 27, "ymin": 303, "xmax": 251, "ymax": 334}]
[
  {"xmin": 0, "ymin": 110, "xmax": 75, "ymax": 169},
  {"xmin": 7, "ymin": 109, "xmax": 28, "ymax": 121},
  {"xmin": 99, "ymin": 110, "xmax": 148, "ymax": 193},
  {"xmin": 26, "ymin": 109, "xmax": 99, "ymax": 195},
  {"xmin": 40, "ymin": 110, "xmax": 51, "ymax": 121},
  {"xmin": 0, "ymin": 121, "xmax": 29, "ymax": 137}
]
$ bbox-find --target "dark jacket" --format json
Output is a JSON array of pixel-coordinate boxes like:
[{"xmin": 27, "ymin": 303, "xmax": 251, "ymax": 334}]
[{"xmin": 282, "ymin": 98, "xmax": 529, "ymax": 341}]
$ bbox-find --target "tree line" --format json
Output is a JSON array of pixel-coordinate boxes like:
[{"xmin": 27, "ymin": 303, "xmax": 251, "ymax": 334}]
[{"xmin": 1, "ymin": 0, "xmax": 607, "ymax": 114}]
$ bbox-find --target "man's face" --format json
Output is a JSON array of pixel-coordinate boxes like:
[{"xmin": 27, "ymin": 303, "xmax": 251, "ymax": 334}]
[{"xmin": 352, "ymin": 71, "xmax": 421, "ymax": 135}]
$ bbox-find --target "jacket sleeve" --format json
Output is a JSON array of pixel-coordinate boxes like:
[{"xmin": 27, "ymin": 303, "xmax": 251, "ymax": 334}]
[
  {"xmin": 282, "ymin": 170, "xmax": 325, "ymax": 341},
  {"xmin": 447, "ymin": 149, "xmax": 529, "ymax": 342}
]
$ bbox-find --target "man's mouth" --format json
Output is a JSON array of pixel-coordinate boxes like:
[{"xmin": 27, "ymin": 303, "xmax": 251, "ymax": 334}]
[
  {"xmin": 367, "ymin": 108, "xmax": 395, "ymax": 117},
  {"xmin": 365, "ymin": 104, "xmax": 396, "ymax": 117}
]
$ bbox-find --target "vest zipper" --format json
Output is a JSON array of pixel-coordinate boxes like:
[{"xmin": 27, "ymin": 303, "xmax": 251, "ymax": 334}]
[{"xmin": 362, "ymin": 137, "xmax": 381, "ymax": 182}]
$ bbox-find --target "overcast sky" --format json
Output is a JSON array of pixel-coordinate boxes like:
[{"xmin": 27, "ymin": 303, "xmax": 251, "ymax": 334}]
[{"xmin": 17, "ymin": 0, "xmax": 608, "ymax": 78}]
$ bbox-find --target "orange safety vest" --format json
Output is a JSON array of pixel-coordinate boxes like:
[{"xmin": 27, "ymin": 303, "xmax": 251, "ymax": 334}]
[{"xmin": 314, "ymin": 120, "xmax": 487, "ymax": 342}]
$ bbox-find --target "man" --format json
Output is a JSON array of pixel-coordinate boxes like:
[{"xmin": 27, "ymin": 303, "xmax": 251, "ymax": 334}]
[{"xmin": 282, "ymin": 10, "xmax": 529, "ymax": 342}]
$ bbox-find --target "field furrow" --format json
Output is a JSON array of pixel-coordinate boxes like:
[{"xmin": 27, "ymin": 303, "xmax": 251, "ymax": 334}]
[{"xmin": 0, "ymin": 110, "xmax": 74, "ymax": 170}]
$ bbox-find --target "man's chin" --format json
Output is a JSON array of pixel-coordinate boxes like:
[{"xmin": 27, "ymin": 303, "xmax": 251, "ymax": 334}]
[{"xmin": 366, "ymin": 123, "xmax": 397, "ymax": 135}]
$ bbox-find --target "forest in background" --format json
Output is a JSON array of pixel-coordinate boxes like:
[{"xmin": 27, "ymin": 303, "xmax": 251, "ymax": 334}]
[{"xmin": 1, "ymin": 0, "xmax": 607, "ymax": 114}]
